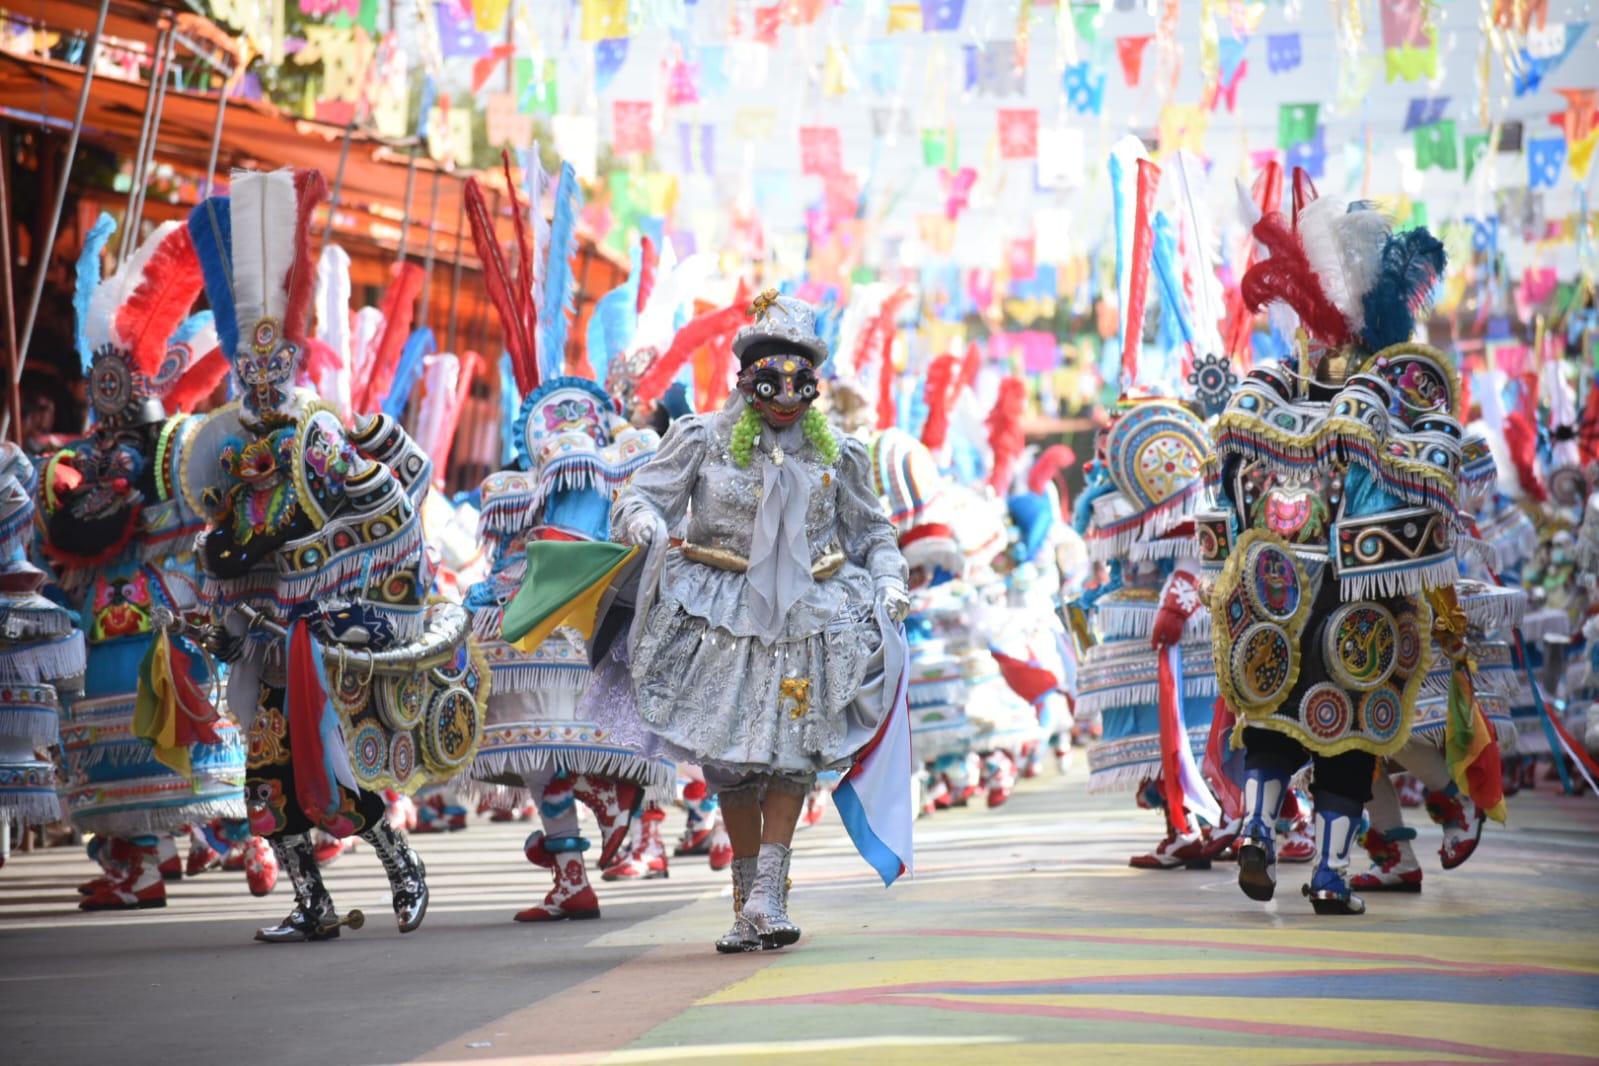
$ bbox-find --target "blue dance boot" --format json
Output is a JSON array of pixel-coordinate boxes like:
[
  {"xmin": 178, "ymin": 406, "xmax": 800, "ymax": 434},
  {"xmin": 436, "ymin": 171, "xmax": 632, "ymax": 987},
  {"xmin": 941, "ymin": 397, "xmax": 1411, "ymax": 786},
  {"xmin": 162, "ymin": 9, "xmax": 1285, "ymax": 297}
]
[
  {"xmin": 1302, "ymin": 804, "xmax": 1367, "ymax": 915},
  {"xmin": 1237, "ymin": 769, "xmax": 1289, "ymax": 902}
]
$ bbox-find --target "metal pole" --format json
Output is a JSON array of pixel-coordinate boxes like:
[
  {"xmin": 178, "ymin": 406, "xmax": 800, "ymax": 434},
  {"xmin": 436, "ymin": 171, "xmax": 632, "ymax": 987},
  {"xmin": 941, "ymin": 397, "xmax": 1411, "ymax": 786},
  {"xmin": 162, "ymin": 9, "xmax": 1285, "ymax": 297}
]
[
  {"xmin": 418, "ymin": 170, "xmax": 440, "ymax": 326},
  {"xmin": 395, "ymin": 148, "xmax": 419, "ymax": 263},
  {"xmin": 118, "ymin": 20, "xmax": 170, "ymax": 265},
  {"xmin": 14, "ymin": 0, "xmax": 110, "ymax": 393},
  {"xmin": 125, "ymin": 27, "xmax": 177, "ymax": 256},
  {"xmin": 445, "ymin": 183, "xmax": 465, "ymax": 354},
  {"xmin": 320, "ymin": 120, "xmax": 356, "ymax": 242},
  {"xmin": 201, "ymin": 56, "xmax": 236, "ymax": 196},
  {"xmin": 0, "ymin": 123, "xmax": 21, "ymax": 443}
]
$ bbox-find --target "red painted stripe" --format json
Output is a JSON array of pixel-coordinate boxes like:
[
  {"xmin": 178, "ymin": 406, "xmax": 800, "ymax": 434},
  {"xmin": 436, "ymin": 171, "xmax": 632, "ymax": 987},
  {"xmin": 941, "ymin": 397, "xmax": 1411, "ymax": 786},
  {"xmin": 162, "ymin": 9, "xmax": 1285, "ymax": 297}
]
[{"xmin": 883, "ymin": 928, "xmax": 1590, "ymax": 976}]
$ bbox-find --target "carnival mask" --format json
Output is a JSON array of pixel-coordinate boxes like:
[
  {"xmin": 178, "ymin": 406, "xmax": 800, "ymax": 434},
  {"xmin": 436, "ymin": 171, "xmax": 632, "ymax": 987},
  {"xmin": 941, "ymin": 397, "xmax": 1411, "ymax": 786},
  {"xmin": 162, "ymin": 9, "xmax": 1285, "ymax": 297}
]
[{"xmin": 739, "ymin": 354, "xmax": 819, "ymax": 429}]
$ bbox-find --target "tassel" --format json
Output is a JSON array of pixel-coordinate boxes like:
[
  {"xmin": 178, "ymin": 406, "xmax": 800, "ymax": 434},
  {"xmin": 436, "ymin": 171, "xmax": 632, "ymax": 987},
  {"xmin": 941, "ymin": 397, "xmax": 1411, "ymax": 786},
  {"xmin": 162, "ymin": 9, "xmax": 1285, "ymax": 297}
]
[{"xmin": 466, "ymin": 177, "xmax": 538, "ymax": 396}]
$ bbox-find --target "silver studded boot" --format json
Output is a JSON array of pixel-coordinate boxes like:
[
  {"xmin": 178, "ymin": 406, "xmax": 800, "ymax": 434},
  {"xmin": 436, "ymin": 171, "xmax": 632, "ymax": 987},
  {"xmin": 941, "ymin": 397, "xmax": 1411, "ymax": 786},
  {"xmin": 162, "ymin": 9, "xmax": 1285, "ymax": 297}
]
[
  {"xmin": 742, "ymin": 842, "xmax": 799, "ymax": 948},
  {"xmin": 714, "ymin": 856, "xmax": 761, "ymax": 954}
]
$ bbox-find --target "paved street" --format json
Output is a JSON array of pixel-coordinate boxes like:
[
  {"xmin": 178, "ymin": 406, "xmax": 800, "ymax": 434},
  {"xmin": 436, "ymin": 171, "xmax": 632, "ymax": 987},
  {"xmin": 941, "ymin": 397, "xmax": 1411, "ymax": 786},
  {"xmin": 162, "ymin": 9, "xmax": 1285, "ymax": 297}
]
[{"xmin": 2, "ymin": 763, "xmax": 1597, "ymax": 1065}]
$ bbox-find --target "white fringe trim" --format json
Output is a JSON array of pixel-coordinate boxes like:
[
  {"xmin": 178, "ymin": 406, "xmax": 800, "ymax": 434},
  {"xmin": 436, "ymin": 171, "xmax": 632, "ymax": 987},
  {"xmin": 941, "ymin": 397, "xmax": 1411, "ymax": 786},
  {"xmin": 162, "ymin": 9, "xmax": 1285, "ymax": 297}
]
[
  {"xmin": 0, "ymin": 633, "xmax": 87, "ymax": 685},
  {"xmin": 1455, "ymin": 535, "xmax": 1499, "ymax": 573},
  {"xmin": 1337, "ymin": 556, "xmax": 1459, "ymax": 601},
  {"xmin": 1128, "ymin": 537, "xmax": 1200, "ymax": 562},
  {"xmin": 465, "ymin": 747, "xmax": 675, "ymax": 802},
  {"xmin": 68, "ymin": 798, "xmax": 247, "ymax": 837},
  {"xmin": 0, "ymin": 788, "xmax": 63, "ymax": 826}
]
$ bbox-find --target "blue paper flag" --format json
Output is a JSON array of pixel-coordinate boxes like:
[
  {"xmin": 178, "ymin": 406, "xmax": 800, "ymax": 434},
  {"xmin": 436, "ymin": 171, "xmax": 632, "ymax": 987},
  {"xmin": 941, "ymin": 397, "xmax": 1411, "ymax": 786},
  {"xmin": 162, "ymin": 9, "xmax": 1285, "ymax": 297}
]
[
  {"xmin": 1513, "ymin": 22, "xmax": 1587, "ymax": 96},
  {"xmin": 1528, "ymin": 137, "xmax": 1567, "ymax": 189},
  {"xmin": 1064, "ymin": 63, "xmax": 1106, "ymax": 116},
  {"xmin": 1219, "ymin": 36, "xmax": 1249, "ymax": 82},
  {"xmin": 1266, "ymin": 33, "xmax": 1301, "ymax": 73},
  {"xmin": 1286, "ymin": 125, "xmax": 1327, "ymax": 180},
  {"xmin": 921, "ymin": 0, "xmax": 965, "ymax": 31},
  {"xmin": 1403, "ymin": 96, "xmax": 1450, "ymax": 132},
  {"xmin": 595, "ymin": 38, "xmax": 629, "ymax": 94}
]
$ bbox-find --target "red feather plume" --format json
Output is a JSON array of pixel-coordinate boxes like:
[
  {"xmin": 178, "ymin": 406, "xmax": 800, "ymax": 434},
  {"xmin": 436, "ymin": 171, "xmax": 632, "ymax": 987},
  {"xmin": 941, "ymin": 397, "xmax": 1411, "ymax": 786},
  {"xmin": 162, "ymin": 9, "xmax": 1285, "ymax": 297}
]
[
  {"xmin": 920, "ymin": 353, "xmax": 957, "ymax": 450},
  {"xmin": 986, "ymin": 376, "xmax": 1028, "ymax": 494},
  {"xmin": 1027, "ymin": 443, "xmax": 1075, "ymax": 494},
  {"xmin": 958, "ymin": 339, "xmax": 982, "ymax": 390},
  {"xmin": 355, "ymin": 262, "xmax": 427, "ymax": 415},
  {"xmin": 114, "ymin": 226, "xmax": 202, "ymax": 378},
  {"xmin": 283, "ymin": 169, "xmax": 329, "ymax": 344},
  {"xmin": 500, "ymin": 150, "xmax": 536, "ymax": 313},
  {"xmin": 1240, "ymin": 211, "xmax": 1352, "ymax": 348},
  {"xmin": 164, "ymin": 346, "xmax": 230, "ymax": 413},
  {"xmin": 465, "ymin": 175, "xmax": 537, "ymax": 396},
  {"xmin": 1503, "ymin": 402, "xmax": 1547, "ymax": 504},
  {"xmin": 634, "ymin": 281, "xmax": 751, "ymax": 408},
  {"xmin": 636, "ymin": 235, "xmax": 657, "ymax": 315}
]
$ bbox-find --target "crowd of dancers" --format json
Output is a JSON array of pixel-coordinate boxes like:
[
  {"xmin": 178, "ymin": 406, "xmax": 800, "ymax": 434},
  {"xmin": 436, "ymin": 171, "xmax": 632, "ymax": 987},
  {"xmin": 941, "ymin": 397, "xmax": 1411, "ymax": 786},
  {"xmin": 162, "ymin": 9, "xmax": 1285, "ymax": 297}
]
[{"xmin": 1, "ymin": 157, "xmax": 1596, "ymax": 951}]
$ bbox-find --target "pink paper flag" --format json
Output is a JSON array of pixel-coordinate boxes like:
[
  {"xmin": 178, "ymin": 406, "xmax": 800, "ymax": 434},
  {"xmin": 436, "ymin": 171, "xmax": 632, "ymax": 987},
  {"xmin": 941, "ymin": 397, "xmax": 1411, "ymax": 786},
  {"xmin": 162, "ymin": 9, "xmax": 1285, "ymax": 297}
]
[{"xmin": 613, "ymin": 100, "xmax": 654, "ymax": 155}]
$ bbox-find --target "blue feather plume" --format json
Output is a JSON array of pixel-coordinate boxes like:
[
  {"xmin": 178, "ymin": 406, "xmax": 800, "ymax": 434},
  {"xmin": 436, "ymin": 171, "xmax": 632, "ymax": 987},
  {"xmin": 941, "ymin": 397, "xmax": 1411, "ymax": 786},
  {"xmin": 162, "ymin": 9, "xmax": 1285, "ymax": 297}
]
[
  {"xmin": 170, "ymin": 311, "xmax": 214, "ymax": 346},
  {"xmin": 187, "ymin": 197, "xmax": 237, "ymax": 359},
  {"xmin": 498, "ymin": 353, "xmax": 520, "ymax": 468},
  {"xmin": 381, "ymin": 327, "xmax": 436, "ymax": 420},
  {"xmin": 1359, "ymin": 228, "xmax": 1446, "ymax": 352},
  {"xmin": 74, "ymin": 213, "xmax": 117, "ymax": 371},
  {"xmin": 585, "ymin": 242, "xmax": 640, "ymax": 384},
  {"xmin": 1150, "ymin": 211, "xmax": 1196, "ymax": 349},
  {"xmin": 536, "ymin": 162, "xmax": 584, "ymax": 383}
]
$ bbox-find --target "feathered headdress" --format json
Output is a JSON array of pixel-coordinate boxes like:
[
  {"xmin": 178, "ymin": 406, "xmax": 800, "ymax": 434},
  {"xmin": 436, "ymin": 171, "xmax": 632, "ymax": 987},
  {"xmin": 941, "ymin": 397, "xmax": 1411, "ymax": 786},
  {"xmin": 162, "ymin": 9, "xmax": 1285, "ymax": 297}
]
[
  {"xmin": 986, "ymin": 376, "xmax": 1028, "ymax": 494},
  {"xmin": 919, "ymin": 353, "xmax": 959, "ymax": 451},
  {"xmin": 190, "ymin": 168, "xmax": 328, "ymax": 422},
  {"xmin": 78, "ymin": 219, "xmax": 205, "ymax": 426}
]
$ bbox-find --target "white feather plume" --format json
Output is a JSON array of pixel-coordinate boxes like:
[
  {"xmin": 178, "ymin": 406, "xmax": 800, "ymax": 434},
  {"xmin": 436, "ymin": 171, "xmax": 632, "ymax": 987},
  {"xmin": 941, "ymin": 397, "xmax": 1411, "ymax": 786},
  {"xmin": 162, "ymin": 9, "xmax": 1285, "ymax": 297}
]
[
  {"xmin": 228, "ymin": 170, "xmax": 297, "ymax": 334},
  {"xmin": 1171, "ymin": 151, "xmax": 1224, "ymax": 354},
  {"xmin": 82, "ymin": 221, "xmax": 184, "ymax": 355},
  {"xmin": 314, "ymin": 243, "xmax": 354, "ymax": 418},
  {"xmin": 1328, "ymin": 204, "xmax": 1395, "ymax": 335},
  {"xmin": 1295, "ymin": 194, "xmax": 1354, "ymax": 328}
]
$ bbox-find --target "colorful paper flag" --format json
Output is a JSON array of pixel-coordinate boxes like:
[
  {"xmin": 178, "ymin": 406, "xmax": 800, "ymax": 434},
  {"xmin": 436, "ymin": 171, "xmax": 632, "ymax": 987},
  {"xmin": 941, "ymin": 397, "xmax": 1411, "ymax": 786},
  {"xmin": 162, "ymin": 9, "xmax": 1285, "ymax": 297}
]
[
  {"xmin": 733, "ymin": 106, "xmax": 778, "ymax": 141},
  {"xmin": 1528, "ymin": 136, "xmax": 1567, "ymax": 187},
  {"xmin": 1265, "ymin": 32, "xmax": 1301, "ymax": 73},
  {"xmin": 921, "ymin": 127, "xmax": 958, "ymax": 167},
  {"xmin": 1116, "ymin": 35, "xmax": 1154, "ymax": 86},
  {"xmin": 595, "ymin": 37, "xmax": 629, "ymax": 94},
  {"xmin": 1285, "ymin": 124, "xmax": 1326, "ymax": 180},
  {"xmin": 799, "ymin": 125, "xmax": 844, "ymax": 176},
  {"xmin": 1381, "ymin": 0, "xmax": 1431, "ymax": 50},
  {"xmin": 1404, "ymin": 96, "xmax": 1450, "ymax": 131},
  {"xmin": 666, "ymin": 58, "xmax": 699, "ymax": 105},
  {"xmin": 612, "ymin": 100, "xmax": 654, "ymax": 156},
  {"xmin": 886, "ymin": 3, "xmax": 922, "ymax": 32},
  {"xmin": 921, "ymin": 0, "xmax": 965, "ymax": 30},
  {"xmin": 1278, "ymin": 103, "xmax": 1318, "ymax": 149},
  {"xmin": 1414, "ymin": 120, "xmax": 1459, "ymax": 170},
  {"xmin": 997, "ymin": 108, "xmax": 1039, "ymax": 159},
  {"xmin": 1064, "ymin": 62, "xmax": 1105, "ymax": 115},
  {"xmin": 581, "ymin": 0, "xmax": 628, "ymax": 42},
  {"xmin": 436, "ymin": 1, "xmax": 487, "ymax": 58},
  {"xmin": 1463, "ymin": 132, "xmax": 1491, "ymax": 180}
]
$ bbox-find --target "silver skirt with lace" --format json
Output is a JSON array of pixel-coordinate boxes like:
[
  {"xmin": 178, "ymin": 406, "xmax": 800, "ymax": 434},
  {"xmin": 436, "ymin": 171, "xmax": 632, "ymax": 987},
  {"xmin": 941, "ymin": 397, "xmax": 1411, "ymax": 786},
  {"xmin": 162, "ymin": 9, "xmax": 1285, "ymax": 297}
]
[{"xmin": 630, "ymin": 560, "xmax": 886, "ymax": 776}]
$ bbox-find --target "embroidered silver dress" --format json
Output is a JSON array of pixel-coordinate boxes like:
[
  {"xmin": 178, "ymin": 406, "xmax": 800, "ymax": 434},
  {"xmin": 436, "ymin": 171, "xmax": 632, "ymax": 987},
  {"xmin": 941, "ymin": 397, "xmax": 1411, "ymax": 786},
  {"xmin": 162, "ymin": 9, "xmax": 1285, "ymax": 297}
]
[{"xmin": 613, "ymin": 401, "xmax": 907, "ymax": 779}]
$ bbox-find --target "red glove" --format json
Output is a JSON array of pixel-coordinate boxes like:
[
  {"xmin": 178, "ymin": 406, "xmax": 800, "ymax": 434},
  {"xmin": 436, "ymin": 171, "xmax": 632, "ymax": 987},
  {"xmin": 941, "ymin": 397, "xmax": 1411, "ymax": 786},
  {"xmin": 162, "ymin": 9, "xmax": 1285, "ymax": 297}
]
[{"xmin": 1151, "ymin": 566, "xmax": 1201, "ymax": 650}]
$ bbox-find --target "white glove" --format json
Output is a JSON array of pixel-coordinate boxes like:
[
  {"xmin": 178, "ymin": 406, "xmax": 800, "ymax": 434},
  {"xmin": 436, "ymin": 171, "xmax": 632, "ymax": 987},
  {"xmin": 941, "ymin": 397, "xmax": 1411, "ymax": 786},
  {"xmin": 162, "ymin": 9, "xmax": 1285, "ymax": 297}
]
[
  {"xmin": 619, "ymin": 509, "xmax": 660, "ymax": 547},
  {"xmin": 875, "ymin": 578, "xmax": 911, "ymax": 624}
]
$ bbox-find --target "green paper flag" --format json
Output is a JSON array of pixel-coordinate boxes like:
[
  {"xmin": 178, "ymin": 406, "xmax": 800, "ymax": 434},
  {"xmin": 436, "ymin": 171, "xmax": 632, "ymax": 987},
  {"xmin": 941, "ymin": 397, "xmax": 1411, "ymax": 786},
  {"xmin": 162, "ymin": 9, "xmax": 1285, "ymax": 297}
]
[
  {"xmin": 1072, "ymin": 6, "xmax": 1101, "ymax": 48},
  {"xmin": 921, "ymin": 128, "xmax": 957, "ymax": 167},
  {"xmin": 1463, "ymin": 133, "xmax": 1491, "ymax": 181},
  {"xmin": 1278, "ymin": 103, "xmax": 1319, "ymax": 150},
  {"xmin": 1414, "ymin": 120, "xmax": 1459, "ymax": 171},
  {"xmin": 515, "ymin": 58, "xmax": 559, "ymax": 116},
  {"xmin": 1396, "ymin": 200, "xmax": 1429, "ymax": 232}
]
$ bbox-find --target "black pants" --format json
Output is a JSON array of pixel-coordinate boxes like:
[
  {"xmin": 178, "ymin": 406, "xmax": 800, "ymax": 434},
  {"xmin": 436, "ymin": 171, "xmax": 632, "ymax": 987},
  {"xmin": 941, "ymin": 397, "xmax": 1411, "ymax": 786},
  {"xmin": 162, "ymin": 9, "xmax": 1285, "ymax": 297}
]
[
  {"xmin": 245, "ymin": 684, "xmax": 386, "ymax": 839},
  {"xmin": 1243, "ymin": 725, "xmax": 1374, "ymax": 816}
]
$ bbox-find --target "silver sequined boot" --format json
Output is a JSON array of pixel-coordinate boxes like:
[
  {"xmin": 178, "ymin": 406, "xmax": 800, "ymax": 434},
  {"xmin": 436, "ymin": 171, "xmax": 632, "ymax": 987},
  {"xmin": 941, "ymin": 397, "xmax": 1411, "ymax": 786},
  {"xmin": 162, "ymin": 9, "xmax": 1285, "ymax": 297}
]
[
  {"xmin": 360, "ymin": 819, "xmax": 428, "ymax": 933},
  {"xmin": 741, "ymin": 842, "xmax": 799, "ymax": 948},
  {"xmin": 714, "ymin": 856, "xmax": 760, "ymax": 954}
]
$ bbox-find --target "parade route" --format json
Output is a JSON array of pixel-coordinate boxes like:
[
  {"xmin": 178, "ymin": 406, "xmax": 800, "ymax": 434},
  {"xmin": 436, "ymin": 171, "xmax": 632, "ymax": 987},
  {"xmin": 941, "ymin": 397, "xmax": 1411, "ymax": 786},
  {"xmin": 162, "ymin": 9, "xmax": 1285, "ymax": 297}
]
[{"xmin": 3, "ymin": 764, "xmax": 1597, "ymax": 1065}]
